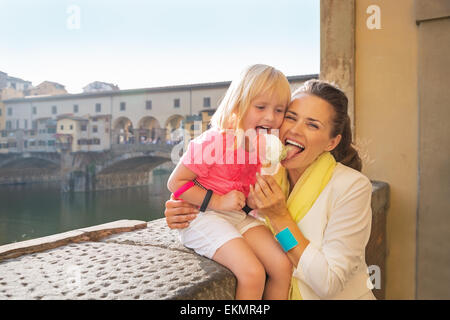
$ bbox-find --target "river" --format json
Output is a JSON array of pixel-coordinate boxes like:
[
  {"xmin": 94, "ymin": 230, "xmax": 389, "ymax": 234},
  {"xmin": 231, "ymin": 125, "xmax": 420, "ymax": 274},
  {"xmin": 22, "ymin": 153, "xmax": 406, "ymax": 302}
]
[{"xmin": 0, "ymin": 171, "xmax": 171, "ymax": 246}]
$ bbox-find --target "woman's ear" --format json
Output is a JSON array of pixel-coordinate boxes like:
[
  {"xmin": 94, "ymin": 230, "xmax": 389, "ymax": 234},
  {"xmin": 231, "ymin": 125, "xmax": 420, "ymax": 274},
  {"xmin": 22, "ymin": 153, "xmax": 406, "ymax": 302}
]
[{"xmin": 326, "ymin": 134, "xmax": 342, "ymax": 152}]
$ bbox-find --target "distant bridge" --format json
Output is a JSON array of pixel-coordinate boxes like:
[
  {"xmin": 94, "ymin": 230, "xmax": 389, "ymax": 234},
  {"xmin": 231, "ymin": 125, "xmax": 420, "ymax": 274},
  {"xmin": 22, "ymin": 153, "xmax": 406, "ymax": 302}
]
[{"xmin": 0, "ymin": 143, "xmax": 177, "ymax": 191}]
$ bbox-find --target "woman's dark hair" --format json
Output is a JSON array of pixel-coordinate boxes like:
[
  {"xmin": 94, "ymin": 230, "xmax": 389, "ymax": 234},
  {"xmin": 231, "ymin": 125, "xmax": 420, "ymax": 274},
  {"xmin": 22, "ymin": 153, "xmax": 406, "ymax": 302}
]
[{"xmin": 294, "ymin": 79, "xmax": 362, "ymax": 171}]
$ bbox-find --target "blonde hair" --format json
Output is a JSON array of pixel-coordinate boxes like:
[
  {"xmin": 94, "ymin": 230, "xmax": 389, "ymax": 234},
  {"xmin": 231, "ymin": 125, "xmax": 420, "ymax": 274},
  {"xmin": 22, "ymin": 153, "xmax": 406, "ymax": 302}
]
[{"xmin": 210, "ymin": 64, "xmax": 291, "ymax": 131}]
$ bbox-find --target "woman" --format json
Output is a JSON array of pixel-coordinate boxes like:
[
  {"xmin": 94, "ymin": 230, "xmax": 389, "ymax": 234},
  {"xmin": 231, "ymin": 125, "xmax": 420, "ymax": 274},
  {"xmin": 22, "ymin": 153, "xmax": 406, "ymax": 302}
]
[{"xmin": 164, "ymin": 79, "xmax": 376, "ymax": 300}]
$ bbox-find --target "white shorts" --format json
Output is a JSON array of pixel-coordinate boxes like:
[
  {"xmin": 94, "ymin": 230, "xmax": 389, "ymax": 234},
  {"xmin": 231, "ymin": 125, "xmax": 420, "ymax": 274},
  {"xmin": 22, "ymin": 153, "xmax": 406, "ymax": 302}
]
[{"xmin": 178, "ymin": 209, "xmax": 265, "ymax": 259}]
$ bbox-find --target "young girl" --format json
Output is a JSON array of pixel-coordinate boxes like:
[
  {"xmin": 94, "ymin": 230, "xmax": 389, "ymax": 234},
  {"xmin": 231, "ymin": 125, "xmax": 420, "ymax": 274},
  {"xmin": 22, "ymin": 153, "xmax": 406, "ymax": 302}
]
[{"xmin": 167, "ymin": 64, "xmax": 292, "ymax": 299}]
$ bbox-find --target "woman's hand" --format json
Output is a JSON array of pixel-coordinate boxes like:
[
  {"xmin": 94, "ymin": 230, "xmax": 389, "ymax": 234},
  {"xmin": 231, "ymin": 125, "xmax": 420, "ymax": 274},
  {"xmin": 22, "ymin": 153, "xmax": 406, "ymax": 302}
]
[
  {"xmin": 250, "ymin": 173, "xmax": 290, "ymax": 220},
  {"xmin": 164, "ymin": 194, "xmax": 199, "ymax": 229},
  {"xmin": 246, "ymin": 190, "xmax": 257, "ymax": 209}
]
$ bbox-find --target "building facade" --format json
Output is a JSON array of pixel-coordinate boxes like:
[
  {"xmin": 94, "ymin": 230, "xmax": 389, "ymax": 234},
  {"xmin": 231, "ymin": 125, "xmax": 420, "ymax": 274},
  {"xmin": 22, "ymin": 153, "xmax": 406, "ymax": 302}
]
[{"xmin": 1, "ymin": 75, "xmax": 316, "ymax": 154}]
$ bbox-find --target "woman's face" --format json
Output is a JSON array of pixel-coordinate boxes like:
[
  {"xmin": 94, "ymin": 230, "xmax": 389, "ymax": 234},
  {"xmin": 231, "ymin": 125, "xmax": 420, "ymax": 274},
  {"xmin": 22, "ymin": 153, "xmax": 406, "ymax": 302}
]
[{"xmin": 280, "ymin": 93, "xmax": 341, "ymax": 172}]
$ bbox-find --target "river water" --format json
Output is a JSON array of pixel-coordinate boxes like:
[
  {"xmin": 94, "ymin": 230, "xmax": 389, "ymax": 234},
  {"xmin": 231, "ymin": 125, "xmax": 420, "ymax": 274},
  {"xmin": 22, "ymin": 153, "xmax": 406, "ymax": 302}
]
[{"xmin": 0, "ymin": 171, "xmax": 171, "ymax": 246}]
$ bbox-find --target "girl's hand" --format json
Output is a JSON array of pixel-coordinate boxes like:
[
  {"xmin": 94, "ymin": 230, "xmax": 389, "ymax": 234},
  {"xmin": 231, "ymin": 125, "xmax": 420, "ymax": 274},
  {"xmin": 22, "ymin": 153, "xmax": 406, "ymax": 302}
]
[
  {"xmin": 215, "ymin": 190, "xmax": 246, "ymax": 212},
  {"xmin": 246, "ymin": 189, "xmax": 257, "ymax": 209},
  {"xmin": 250, "ymin": 173, "xmax": 289, "ymax": 220},
  {"xmin": 164, "ymin": 194, "xmax": 199, "ymax": 229}
]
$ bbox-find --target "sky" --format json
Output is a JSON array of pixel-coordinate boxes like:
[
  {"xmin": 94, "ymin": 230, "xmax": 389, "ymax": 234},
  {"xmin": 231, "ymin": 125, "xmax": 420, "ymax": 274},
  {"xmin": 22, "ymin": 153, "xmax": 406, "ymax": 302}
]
[{"xmin": 0, "ymin": 0, "xmax": 320, "ymax": 94}]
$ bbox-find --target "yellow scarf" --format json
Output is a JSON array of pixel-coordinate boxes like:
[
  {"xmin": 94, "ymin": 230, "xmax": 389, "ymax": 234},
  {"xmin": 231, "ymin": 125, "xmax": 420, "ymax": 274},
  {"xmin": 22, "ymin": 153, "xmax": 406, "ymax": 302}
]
[{"xmin": 267, "ymin": 151, "xmax": 337, "ymax": 300}]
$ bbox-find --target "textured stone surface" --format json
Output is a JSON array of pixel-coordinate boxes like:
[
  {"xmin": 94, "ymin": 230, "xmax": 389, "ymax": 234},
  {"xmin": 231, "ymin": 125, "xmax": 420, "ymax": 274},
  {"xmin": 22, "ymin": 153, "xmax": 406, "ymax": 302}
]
[
  {"xmin": 0, "ymin": 242, "xmax": 235, "ymax": 300},
  {"xmin": 0, "ymin": 220, "xmax": 147, "ymax": 262},
  {"xmin": 0, "ymin": 218, "xmax": 236, "ymax": 300},
  {"xmin": 366, "ymin": 181, "xmax": 389, "ymax": 300},
  {"xmin": 102, "ymin": 218, "xmax": 193, "ymax": 254}
]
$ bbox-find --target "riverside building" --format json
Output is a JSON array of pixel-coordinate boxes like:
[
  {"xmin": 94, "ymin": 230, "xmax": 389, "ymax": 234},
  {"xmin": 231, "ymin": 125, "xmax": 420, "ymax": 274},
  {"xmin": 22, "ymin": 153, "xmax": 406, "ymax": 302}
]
[{"xmin": 0, "ymin": 75, "xmax": 316, "ymax": 153}]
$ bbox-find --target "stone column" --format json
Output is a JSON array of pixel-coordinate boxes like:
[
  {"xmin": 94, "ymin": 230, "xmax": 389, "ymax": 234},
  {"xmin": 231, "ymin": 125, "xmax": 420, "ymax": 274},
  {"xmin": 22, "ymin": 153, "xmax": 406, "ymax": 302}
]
[{"xmin": 320, "ymin": 0, "xmax": 355, "ymax": 135}]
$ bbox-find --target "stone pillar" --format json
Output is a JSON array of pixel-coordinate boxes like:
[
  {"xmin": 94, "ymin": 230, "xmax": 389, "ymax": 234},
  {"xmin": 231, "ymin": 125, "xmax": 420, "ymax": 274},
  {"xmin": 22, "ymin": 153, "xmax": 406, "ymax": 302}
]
[
  {"xmin": 415, "ymin": 0, "xmax": 450, "ymax": 299},
  {"xmin": 60, "ymin": 150, "xmax": 73, "ymax": 192},
  {"xmin": 320, "ymin": 0, "xmax": 355, "ymax": 135}
]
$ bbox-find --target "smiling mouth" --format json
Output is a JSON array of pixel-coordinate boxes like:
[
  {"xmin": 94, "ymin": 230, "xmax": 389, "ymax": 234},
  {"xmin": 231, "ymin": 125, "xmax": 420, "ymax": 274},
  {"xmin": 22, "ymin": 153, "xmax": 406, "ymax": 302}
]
[{"xmin": 283, "ymin": 139, "xmax": 305, "ymax": 161}]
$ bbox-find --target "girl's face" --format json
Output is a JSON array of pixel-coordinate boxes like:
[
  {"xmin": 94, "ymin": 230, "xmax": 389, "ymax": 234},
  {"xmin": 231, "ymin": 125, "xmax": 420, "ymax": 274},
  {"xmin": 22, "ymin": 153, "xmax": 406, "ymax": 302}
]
[
  {"xmin": 240, "ymin": 90, "xmax": 287, "ymax": 134},
  {"xmin": 280, "ymin": 93, "xmax": 341, "ymax": 173}
]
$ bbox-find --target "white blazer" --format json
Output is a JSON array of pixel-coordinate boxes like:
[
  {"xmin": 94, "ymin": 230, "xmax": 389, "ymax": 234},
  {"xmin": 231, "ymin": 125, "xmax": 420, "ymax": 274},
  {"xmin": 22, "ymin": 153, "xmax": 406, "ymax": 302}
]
[{"xmin": 292, "ymin": 163, "xmax": 376, "ymax": 300}]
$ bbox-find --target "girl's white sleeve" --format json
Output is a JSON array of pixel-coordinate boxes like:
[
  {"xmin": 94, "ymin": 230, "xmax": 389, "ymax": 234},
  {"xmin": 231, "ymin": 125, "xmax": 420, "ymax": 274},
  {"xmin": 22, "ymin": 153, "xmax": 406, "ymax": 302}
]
[{"xmin": 292, "ymin": 176, "xmax": 373, "ymax": 299}]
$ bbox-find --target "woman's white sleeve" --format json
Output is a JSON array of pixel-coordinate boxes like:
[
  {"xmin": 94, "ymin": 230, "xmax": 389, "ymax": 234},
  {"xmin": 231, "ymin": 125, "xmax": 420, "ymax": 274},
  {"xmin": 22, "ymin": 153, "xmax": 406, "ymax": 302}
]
[{"xmin": 292, "ymin": 177, "xmax": 372, "ymax": 299}]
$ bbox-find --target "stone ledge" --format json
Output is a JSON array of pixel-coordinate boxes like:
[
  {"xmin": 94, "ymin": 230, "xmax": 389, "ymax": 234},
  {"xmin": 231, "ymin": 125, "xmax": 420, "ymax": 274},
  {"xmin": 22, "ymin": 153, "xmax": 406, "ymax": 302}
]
[
  {"xmin": 0, "ymin": 218, "xmax": 236, "ymax": 300},
  {"xmin": 371, "ymin": 181, "xmax": 390, "ymax": 214},
  {"xmin": 0, "ymin": 220, "xmax": 147, "ymax": 262},
  {"xmin": 102, "ymin": 218, "xmax": 193, "ymax": 254},
  {"xmin": 0, "ymin": 242, "xmax": 235, "ymax": 300}
]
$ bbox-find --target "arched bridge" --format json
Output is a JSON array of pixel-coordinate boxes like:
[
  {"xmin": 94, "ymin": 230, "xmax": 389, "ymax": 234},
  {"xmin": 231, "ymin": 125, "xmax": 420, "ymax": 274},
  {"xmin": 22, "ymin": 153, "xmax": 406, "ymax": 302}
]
[{"xmin": 0, "ymin": 143, "xmax": 177, "ymax": 191}]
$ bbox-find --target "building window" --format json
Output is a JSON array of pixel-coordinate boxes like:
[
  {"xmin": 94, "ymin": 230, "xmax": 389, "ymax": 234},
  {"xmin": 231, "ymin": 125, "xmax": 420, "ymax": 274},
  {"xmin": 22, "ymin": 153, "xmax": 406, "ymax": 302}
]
[
  {"xmin": 93, "ymin": 126, "xmax": 98, "ymax": 133},
  {"xmin": 203, "ymin": 97, "xmax": 211, "ymax": 108},
  {"xmin": 6, "ymin": 121, "xmax": 11, "ymax": 130},
  {"xmin": 7, "ymin": 108, "xmax": 12, "ymax": 116},
  {"xmin": 74, "ymin": 104, "xmax": 79, "ymax": 113},
  {"xmin": 96, "ymin": 103, "xmax": 101, "ymax": 113},
  {"xmin": 146, "ymin": 100, "xmax": 152, "ymax": 110},
  {"xmin": 81, "ymin": 125, "xmax": 87, "ymax": 131},
  {"xmin": 174, "ymin": 99, "xmax": 180, "ymax": 108},
  {"xmin": 16, "ymin": 120, "xmax": 19, "ymax": 129},
  {"xmin": 70, "ymin": 125, "xmax": 73, "ymax": 130},
  {"xmin": 48, "ymin": 140, "xmax": 55, "ymax": 146},
  {"xmin": 32, "ymin": 106, "xmax": 37, "ymax": 115},
  {"xmin": 52, "ymin": 106, "xmax": 57, "ymax": 114},
  {"xmin": 0, "ymin": 109, "xmax": 2, "ymax": 116},
  {"xmin": 24, "ymin": 119, "xmax": 28, "ymax": 129},
  {"xmin": 60, "ymin": 125, "xmax": 64, "ymax": 130},
  {"xmin": 120, "ymin": 102, "xmax": 126, "ymax": 111}
]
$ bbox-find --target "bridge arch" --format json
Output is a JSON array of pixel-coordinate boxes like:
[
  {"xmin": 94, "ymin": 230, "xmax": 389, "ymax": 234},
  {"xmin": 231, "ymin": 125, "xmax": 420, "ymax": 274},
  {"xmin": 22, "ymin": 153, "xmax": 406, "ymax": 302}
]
[
  {"xmin": 165, "ymin": 114, "xmax": 184, "ymax": 142},
  {"xmin": 0, "ymin": 153, "xmax": 60, "ymax": 169},
  {"xmin": 97, "ymin": 152, "xmax": 171, "ymax": 175},
  {"xmin": 0, "ymin": 156, "xmax": 60, "ymax": 172},
  {"xmin": 113, "ymin": 117, "xmax": 134, "ymax": 144},
  {"xmin": 137, "ymin": 116, "xmax": 164, "ymax": 143}
]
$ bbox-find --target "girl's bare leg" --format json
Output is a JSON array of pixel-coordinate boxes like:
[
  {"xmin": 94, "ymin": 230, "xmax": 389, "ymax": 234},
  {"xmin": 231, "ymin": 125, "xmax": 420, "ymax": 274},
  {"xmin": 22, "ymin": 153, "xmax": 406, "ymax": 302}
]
[
  {"xmin": 243, "ymin": 225, "xmax": 292, "ymax": 300},
  {"xmin": 212, "ymin": 237, "xmax": 266, "ymax": 300}
]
